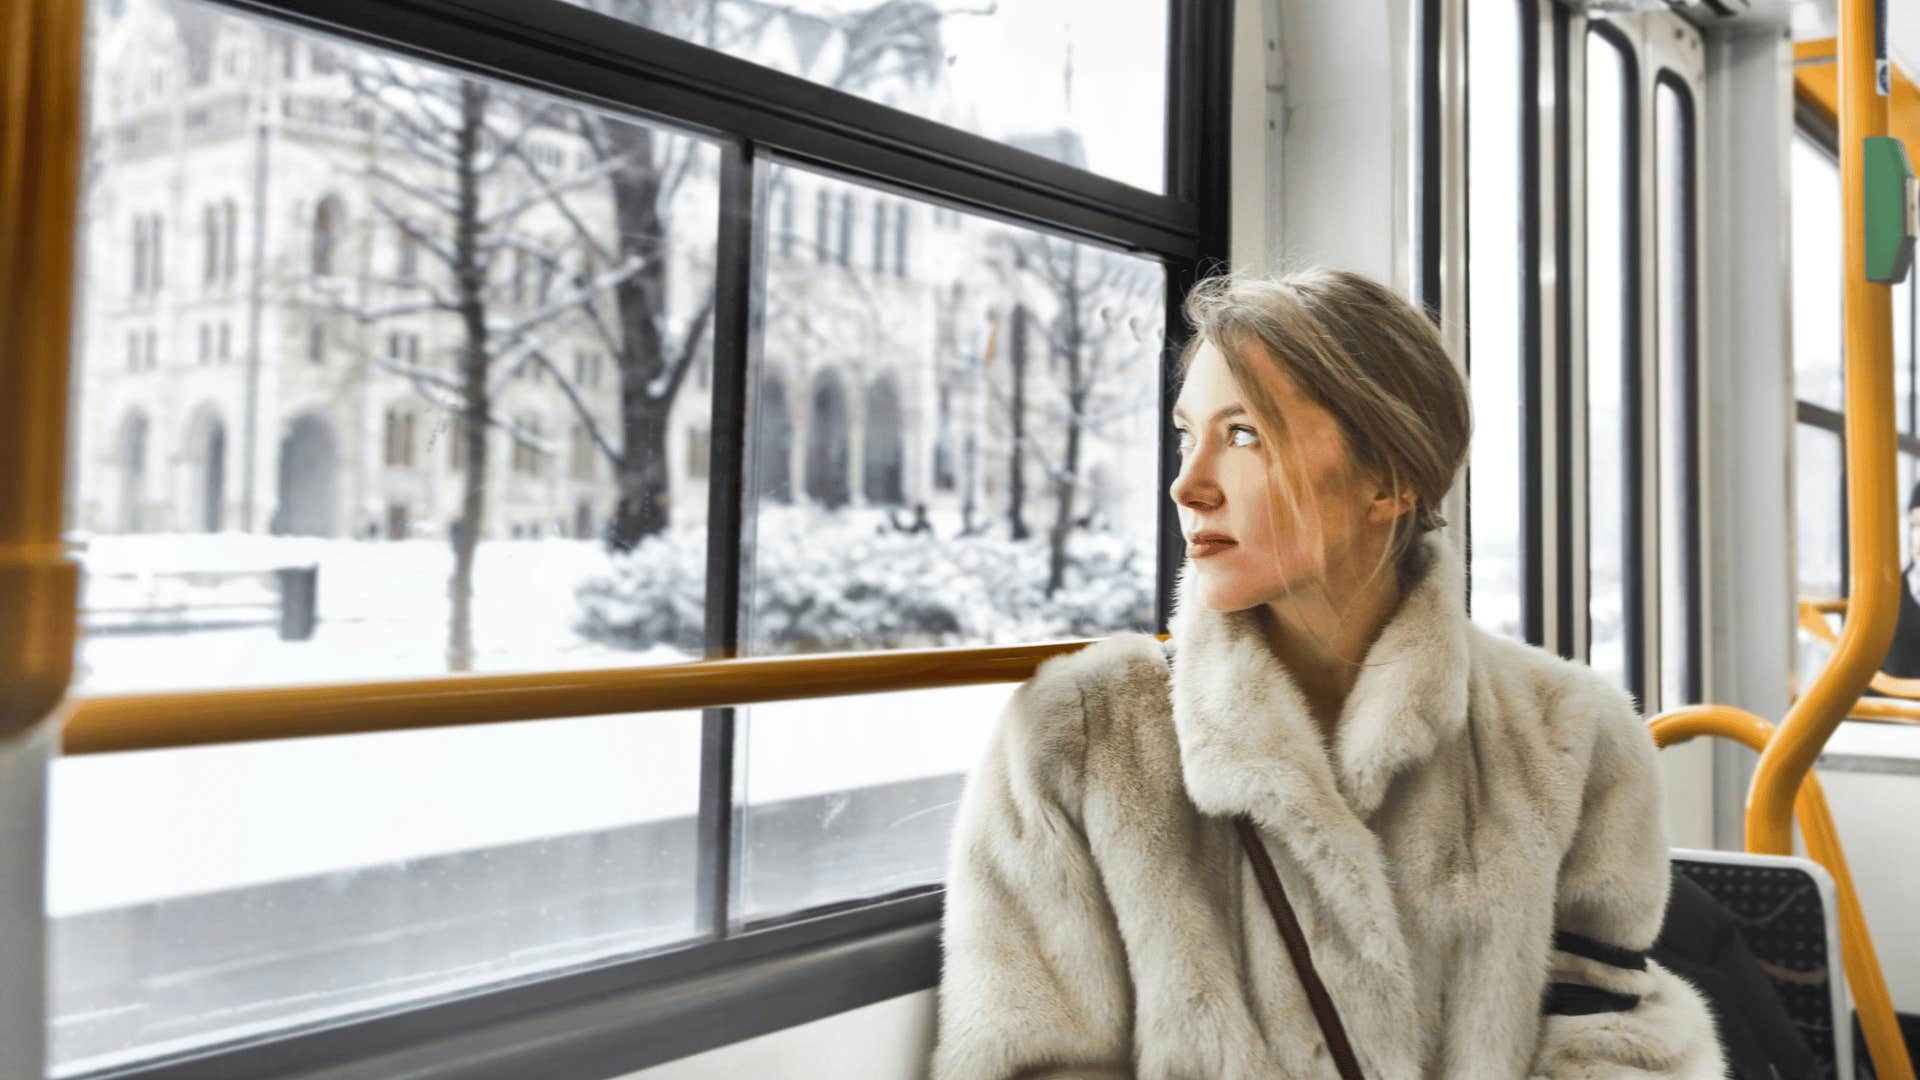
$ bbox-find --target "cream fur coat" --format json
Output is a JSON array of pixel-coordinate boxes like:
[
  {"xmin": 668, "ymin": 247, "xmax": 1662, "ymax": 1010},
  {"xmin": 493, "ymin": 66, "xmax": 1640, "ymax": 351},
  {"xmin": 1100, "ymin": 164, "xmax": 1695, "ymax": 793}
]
[{"xmin": 931, "ymin": 535, "xmax": 1726, "ymax": 1079}]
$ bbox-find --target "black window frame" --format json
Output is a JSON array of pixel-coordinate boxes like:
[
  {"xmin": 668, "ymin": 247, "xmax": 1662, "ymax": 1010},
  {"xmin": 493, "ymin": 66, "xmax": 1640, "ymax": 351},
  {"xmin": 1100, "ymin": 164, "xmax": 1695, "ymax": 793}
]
[
  {"xmin": 1652, "ymin": 67, "xmax": 1703, "ymax": 707},
  {"xmin": 1584, "ymin": 20, "xmax": 1647, "ymax": 706},
  {"xmin": 73, "ymin": 1, "xmax": 1233, "ymax": 1077}
]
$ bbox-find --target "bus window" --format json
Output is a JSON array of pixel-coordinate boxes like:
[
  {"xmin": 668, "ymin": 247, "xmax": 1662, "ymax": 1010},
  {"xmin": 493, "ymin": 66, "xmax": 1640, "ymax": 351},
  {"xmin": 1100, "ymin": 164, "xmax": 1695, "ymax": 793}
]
[
  {"xmin": 1466, "ymin": 0, "xmax": 1525, "ymax": 641},
  {"xmin": 1654, "ymin": 75, "xmax": 1699, "ymax": 709},
  {"xmin": 1586, "ymin": 28, "xmax": 1635, "ymax": 693}
]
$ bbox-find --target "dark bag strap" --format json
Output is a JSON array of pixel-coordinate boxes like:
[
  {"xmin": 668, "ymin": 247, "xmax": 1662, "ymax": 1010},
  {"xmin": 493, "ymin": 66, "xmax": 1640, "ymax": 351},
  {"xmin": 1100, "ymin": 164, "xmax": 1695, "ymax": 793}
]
[
  {"xmin": 1233, "ymin": 814, "xmax": 1367, "ymax": 1080},
  {"xmin": 1163, "ymin": 636, "xmax": 1365, "ymax": 1079}
]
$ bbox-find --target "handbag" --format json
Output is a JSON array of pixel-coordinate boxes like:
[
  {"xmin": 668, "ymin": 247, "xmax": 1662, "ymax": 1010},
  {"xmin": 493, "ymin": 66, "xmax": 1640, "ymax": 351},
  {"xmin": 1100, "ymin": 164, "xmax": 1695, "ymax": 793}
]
[{"xmin": 1165, "ymin": 635, "xmax": 1365, "ymax": 1079}]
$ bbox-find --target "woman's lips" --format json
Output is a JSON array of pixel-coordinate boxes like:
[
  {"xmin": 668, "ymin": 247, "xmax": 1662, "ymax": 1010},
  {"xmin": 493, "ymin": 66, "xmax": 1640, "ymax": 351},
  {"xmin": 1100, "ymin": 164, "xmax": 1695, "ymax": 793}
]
[{"xmin": 1187, "ymin": 539, "xmax": 1236, "ymax": 559}]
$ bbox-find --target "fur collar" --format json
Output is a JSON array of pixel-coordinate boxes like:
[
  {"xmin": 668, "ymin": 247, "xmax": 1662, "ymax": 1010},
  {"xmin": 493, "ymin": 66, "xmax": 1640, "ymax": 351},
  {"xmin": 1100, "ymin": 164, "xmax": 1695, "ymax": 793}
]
[{"xmin": 1167, "ymin": 530, "xmax": 1471, "ymax": 823}]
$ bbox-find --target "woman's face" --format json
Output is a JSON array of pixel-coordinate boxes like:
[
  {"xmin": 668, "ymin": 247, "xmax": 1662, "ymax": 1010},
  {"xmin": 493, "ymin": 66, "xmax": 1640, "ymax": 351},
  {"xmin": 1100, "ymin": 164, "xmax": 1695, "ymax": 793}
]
[{"xmin": 1169, "ymin": 340, "xmax": 1398, "ymax": 613}]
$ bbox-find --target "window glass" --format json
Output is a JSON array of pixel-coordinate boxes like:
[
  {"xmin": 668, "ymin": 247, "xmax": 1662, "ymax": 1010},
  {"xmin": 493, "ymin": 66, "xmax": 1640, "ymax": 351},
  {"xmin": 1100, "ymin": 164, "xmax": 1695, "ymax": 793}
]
[
  {"xmin": 1794, "ymin": 423, "xmax": 1844, "ymax": 692},
  {"xmin": 1876, "ymin": 453, "xmax": 1920, "ymax": 683},
  {"xmin": 1792, "ymin": 135, "xmax": 1843, "ymax": 410},
  {"xmin": 1897, "ymin": 273, "xmax": 1915, "ymax": 434},
  {"xmin": 1586, "ymin": 30, "xmax": 1631, "ymax": 691},
  {"xmin": 734, "ymin": 165, "xmax": 1165, "ymax": 920},
  {"xmin": 1466, "ymin": 0, "xmax": 1524, "ymax": 640},
  {"xmin": 1655, "ymin": 78, "xmax": 1696, "ymax": 710},
  {"xmin": 58, "ymin": 1, "xmax": 723, "ymax": 1069},
  {"xmin": 49, "ymin": 715, "xmax": 702, "ymax": 1074},
  {"xmin": 564, "ymin": 0, "xmax": 1169, "ymax": 194},
  {"xmin": 71, "ymin": 0, "xmax": 718, "ymax": 693}
]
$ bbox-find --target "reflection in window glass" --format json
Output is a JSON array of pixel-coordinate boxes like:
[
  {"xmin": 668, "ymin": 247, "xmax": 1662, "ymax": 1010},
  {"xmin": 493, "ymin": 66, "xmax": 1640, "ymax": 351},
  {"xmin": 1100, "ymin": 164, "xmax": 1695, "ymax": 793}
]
[
  {"xmin": 738, "ymin": 685, "xmax": 1010, "ymax": 922},
  {"xmin": 1877, "ymin": 454, "xmax": 1920, "ymax": 681},
  {"xmin": 75, "ymin": 3, "xmax": 719, "ymax": 693},
  {"xmin": 1794, "ymin": 423, "xmax": 1843, "ymax": 692},
  {"xmin": 736, "ymin": 167, "xmax": 1164, "ymax": 920},
  {"xmin": 59, "ymin": 0, "xmax": 722, "ymax": 1069},
  {"xmin": 1466, "ymin": 0, "xmax": 1524, "ymax": 640},
  {"xmin": 1897, "ymin": 274, "xmax": 1915, "ymax": 434},
  {"xmin": 1655, "ymin": 78, "xmax": 1695, "ymax": 710},
  {"xmin": 563, "ymin": 0, "xmax": 1169, "ymax": 193},
  {"xmin": 49, "ymin": 713, "xmax": 703, "ymax": 1073},
  {"xmin": 1792, "ymin": 136, "xmax": 1843, "ymax": 410},
  {"xmin": 1586, "ymin": 31, "xmax": 1631, "ymax": 691}
]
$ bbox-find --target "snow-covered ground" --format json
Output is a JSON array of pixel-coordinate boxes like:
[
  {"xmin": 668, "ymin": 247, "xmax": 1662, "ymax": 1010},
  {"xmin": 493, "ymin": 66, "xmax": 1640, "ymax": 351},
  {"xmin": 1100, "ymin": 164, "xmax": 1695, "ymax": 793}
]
[{"xmin": 51, "ymin": 532, "xmax": 1017, "ymax": 916}]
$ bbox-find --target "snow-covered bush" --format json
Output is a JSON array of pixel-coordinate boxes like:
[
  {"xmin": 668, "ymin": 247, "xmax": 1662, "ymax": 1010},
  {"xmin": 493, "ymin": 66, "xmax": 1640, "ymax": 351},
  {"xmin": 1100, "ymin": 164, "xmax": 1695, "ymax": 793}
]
[
  {"xmin": 574, "ymin": 508, "xmax": 1155, "ymax": 654},
  {"xmin": 573, "ymin": 529, "xmax": 709, "ymax": 654}
]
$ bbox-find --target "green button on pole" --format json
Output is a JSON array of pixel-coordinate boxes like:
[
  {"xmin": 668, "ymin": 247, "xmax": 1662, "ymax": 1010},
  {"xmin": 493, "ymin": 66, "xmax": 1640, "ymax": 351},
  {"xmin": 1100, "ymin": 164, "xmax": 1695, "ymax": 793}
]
[{"xmin": 1864, "ymin": 135, "xmax": 1915, "ymax": 283}]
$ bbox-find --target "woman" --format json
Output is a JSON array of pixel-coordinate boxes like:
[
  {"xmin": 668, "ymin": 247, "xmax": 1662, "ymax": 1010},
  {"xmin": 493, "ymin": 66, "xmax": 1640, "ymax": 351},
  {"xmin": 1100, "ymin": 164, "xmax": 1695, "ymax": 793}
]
[{"xmin": 931, "ymin": 270, "xmax": 1724, "ymax": 1079}]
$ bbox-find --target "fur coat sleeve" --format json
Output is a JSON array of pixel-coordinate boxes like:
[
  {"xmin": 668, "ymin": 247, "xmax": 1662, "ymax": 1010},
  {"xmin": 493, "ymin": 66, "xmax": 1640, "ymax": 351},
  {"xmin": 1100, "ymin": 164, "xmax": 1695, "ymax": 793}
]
[
  {"xmin": 929, "ymin": 665, "xmax": 1134, "ymax": 1080},
  {"xmin": 1528, "ymin": 685, "xmax": 1725, "ymax": 1079}
]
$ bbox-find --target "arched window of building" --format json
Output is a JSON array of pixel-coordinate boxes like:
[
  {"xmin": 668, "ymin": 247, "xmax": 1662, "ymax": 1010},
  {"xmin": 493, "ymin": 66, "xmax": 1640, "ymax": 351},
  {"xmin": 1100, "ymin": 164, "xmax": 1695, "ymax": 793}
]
[
  {"xmin": 204, "ymin": 203, "xmax": 220, "ymax": 285},
  {"xmin": 312, "ymin": 195, "xmax": 343, "ymax": 277},
  {"xmin": 397, "ymin": 224, "xmax": 417, "ymax": 281},
  {"xmin": 815, "ymin": 188, "xmax": 830, "ymax": 263},
  {"xmin": 119, "ymin": 411, "xmax": 150, "ymax": 532},
  {"xmin": 806, "ymin": 371, "xmax": 850, "ymax": 508},
  {"xmin": 132, "ymin": 215, "xmax": 148, "ymax": 295},
  {"xmin": 894, "ymin": 203, "xmax": 909, "ymax": 277},
  {"xmin": 222, "ymin": 199, "xmax": 239, "ymax": 282},
  {"xmin": 837, "ymin": 191, "xmax": 853, "ymax": 266},
  {"xmin": 863, "ymin": 376, "xmax": 904, "ymax": 505},
  {"xmin": 149, "ymin": 213, "xmax": 164, "ymax": 290},
  {"xmin": 757, "ymin": 374, "xmax": 793, "ymax": 502}
]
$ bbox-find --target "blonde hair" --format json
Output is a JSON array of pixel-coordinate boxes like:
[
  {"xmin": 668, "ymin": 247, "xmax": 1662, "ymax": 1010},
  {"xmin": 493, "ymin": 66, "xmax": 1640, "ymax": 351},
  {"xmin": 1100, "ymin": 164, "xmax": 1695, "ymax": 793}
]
[{"xmin": 1178, "ymin": 267, "xmax": 1471, "ymax": 588}]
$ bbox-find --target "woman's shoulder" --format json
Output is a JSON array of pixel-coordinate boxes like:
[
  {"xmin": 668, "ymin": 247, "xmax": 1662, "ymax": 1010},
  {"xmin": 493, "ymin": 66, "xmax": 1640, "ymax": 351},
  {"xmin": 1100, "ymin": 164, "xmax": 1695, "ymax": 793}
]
[
  {"xmin": 1464, "ymin": 624, "xmax": 1645, "ymax": 748},
  {"xmin": 998, "ymin": 633, "xmax": 1172, "ymax": 767}
]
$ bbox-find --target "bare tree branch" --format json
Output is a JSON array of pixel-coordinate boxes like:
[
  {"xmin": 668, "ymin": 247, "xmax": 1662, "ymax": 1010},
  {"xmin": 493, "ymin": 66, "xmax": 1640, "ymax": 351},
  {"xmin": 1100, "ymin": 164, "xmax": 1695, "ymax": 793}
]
[{"xmin": 529, "ymin": 345, "xmax": 624, "ymax": 466}]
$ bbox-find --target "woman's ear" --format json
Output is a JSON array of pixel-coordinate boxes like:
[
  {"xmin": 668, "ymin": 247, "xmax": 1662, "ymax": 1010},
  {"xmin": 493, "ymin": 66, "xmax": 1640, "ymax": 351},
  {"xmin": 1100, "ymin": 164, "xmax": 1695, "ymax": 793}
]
[{"xmin": 1366, "ymin": 481, "xmax": 1417, "ymax": 526}]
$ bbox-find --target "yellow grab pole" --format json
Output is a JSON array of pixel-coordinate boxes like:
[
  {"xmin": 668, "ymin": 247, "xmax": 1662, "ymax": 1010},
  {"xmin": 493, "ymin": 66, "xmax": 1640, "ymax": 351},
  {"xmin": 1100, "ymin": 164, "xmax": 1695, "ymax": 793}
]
[
  {"xmin": 1750, "ymin": 0, "xmax": 1901, "ymax": 855},
  {"xmin": 1654, "ymin": 706, "xmax": 1913, "ymax": 1080},
  {"xmin": 0, "ymin": 1, "xmax": 86, "ymax": 736}
]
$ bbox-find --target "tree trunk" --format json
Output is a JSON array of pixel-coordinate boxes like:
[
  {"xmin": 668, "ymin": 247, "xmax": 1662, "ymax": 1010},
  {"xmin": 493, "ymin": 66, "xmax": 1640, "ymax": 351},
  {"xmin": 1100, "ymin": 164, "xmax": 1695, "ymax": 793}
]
[
  {"xmin": 1007, "ymin": 303, "xmax": 1029, "ymax": 541},
  {"xmin": 612, "ymin": 397, "xmax": 673, "ymax": 548},
  {"xmin": 447, "ymin": 82, "xmax": 490, "ymax": 672},
  {"xmin": 1046, "ymin": 288, "xmax": 1086, "ymax": 597},
  {"xmin": 1046, "ymin": 397, "xmax": 1084, "ymax": 597},
  {"xmin": 603, "ymin": 121, "xmax": 675, "ymax": 552}
]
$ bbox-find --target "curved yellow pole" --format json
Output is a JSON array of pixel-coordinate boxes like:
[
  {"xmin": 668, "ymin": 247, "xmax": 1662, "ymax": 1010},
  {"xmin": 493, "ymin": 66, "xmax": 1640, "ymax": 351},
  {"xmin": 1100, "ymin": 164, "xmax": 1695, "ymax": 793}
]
[
  {"xmin": 0, "ymin": 0, "xmax": 86, "ymax": 739},
  {"xmin": 1800, "ymin": 598, "xmax": 1920, "ymax": 700},
  {"xmin": 1753, "ymin": 0, "xmax": 1902, "ymax": 856},
  {"xmin": 1652, "ymin": 706, "xmax": 1913, "ymax": 1080}
]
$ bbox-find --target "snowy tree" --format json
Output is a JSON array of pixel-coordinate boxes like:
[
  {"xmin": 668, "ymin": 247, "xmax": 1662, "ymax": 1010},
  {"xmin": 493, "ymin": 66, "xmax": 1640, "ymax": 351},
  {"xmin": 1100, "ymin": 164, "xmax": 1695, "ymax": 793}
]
[
  {"xmin": 333, "ymin": 59, "xmax": 675, "ymax": 670},
  {"xmin": 511, "ymin": 0, "xmax": 962, "ymax": 551},
  {"xmin": 986, "ymin": 233, "xmax": 1159, "ymax": 596},
  {"xmin": 329, "ymin": 0, "xmax": 964, "ymax": 667}
]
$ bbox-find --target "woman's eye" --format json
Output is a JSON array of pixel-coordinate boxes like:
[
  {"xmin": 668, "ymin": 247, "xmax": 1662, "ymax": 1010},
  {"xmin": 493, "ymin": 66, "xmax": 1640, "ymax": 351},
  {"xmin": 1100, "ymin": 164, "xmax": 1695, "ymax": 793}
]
[
  {"xmin": 1228, "ymin": 425, "xmax": 1259, "ymax": 447},
  {"xmin": 1174, "ymin": 429, "xmax": 1193, "ymax": 453}
]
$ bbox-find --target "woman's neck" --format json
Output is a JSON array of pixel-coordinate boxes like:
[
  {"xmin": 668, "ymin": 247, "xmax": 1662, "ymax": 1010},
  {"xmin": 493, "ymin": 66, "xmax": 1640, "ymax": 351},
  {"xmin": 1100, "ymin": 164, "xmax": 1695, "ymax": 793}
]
[{"xmin": 1260, "ymin": 563, "xmax": 1404, "ymax": 741}]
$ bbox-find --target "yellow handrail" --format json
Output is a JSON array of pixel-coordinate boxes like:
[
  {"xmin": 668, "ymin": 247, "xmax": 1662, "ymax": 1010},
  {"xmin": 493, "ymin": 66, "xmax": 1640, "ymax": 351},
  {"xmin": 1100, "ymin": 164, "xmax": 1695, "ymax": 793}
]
[
  {"xmin": 1799, "ymin": 597, "xmax": 1920, "ymax": 700},
  {"xmin": 1753, "ymin": 0, "xmax": 1901, "ymax": 855},
  {"xmin": 1650, "ymin": 705, "xmax": 1910, "ymax": 1080},
  {"xmin": 0, "ymin": 0, "xmax": 86, "ymax": 739},
  {"xmin": 61, "ymin": 637, "xmax": 1140, "ymax": 755}
]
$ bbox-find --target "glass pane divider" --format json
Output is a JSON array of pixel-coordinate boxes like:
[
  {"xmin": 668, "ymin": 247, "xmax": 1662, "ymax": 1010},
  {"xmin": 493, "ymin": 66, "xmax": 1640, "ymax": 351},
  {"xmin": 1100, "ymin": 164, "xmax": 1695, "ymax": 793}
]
[{"xmin": 697, "ymin": 137, "xmax": 759, "ymax": 940}]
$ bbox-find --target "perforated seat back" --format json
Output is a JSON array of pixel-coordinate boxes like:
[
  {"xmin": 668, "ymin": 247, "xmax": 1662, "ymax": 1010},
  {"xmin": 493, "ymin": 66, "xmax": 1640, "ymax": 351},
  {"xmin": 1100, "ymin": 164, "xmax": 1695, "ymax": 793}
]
[{"xmin": 1670, "ymin": 849, "xmax": 1852, "ymax": 1079}]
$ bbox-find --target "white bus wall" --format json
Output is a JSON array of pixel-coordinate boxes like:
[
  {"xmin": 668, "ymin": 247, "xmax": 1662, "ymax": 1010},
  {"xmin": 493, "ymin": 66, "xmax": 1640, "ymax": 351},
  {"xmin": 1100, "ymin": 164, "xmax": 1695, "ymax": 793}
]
[{"xmin": 619, "ymin": 992, "xmax": 935, "ymax": 1080}]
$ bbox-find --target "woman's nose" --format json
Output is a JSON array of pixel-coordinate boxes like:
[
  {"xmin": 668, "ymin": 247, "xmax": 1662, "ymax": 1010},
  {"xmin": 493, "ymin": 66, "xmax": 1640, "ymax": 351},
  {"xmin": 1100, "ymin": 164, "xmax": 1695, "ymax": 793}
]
[{"xmin": 1169, "ymin": 453, "xmax": 1220, "ymax": 511}]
